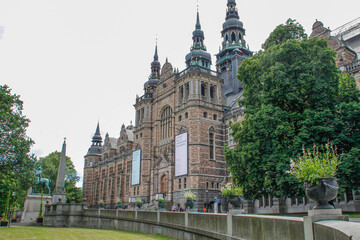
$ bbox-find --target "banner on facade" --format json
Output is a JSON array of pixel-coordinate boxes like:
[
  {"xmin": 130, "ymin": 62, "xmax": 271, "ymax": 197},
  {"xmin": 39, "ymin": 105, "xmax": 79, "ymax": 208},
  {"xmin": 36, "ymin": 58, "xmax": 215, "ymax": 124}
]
[
  {"xmin": 175, "ymin": 132, "xmax": 188, "ymax": 177},
  {"xmin": 132, "ymin": 149, "xmax": 141, "ymax": 185}
]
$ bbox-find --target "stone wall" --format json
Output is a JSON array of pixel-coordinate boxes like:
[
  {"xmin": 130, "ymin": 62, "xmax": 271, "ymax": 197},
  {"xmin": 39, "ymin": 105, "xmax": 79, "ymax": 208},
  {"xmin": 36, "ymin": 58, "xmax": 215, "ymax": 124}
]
[{"xmin": 44, "ymin": 203, "xmax": 359, "ymax": 240}]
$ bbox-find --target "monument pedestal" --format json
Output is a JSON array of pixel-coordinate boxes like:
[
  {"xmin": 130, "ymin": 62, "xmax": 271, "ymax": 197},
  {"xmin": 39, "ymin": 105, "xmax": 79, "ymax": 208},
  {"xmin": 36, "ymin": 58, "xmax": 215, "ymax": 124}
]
[{"xmin": 21, "ymin": 194, "xmax": 52, "ymax": 223}]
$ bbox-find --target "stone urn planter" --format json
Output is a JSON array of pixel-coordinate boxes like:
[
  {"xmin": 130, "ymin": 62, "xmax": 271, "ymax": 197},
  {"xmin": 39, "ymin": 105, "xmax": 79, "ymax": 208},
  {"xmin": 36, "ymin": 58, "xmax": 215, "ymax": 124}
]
[
  {"xmin": 136, "ymin": 202, "xmax": 143, "ymax": 209},
  {"xmin": 158, "ymin": 202, "xmax": 166, "ymax": 209},
  {"xmin": 0, "ymin": 221, "xmax": 8, "ymax": 227},
  {"xmin": 186, "ymin": 199, "xmax": 195, "ymax": 209},
  {"xmin": 117, "ymin": 203, "xmax": 123, "ymax": 209},
  {"xmin": 305, "ymin": 177, "xmax": 339, "ymax": 209},
  {"xmin": 228, "ymin": 195, "xmax": 243, "ymax": 209}
]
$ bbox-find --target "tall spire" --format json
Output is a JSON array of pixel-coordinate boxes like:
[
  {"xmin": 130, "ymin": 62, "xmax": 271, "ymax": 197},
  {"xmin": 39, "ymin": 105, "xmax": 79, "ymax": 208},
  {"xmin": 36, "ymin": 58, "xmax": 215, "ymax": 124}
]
[
  {"xmin": 154, "ymin": 44, "xmax": 159, "ymax": 61},
  {"xmin": 185, "ymin": 8, "xmax": 211, "ymax": 69},
  {"xmin": 226, "ymin": 0, "xmax": 239, "ymax": 20},
  {"xmin": 196, "ymin": 11, "xmax": 201, "ymax": 30},
  {"xmin": 150, "ymin": 43, "xmax": 161, "ymax": 78},
  {"xmin": 191, "ymin": 9, "xmax": 205, "ymax": 51},
  {"xmin": 92, "ymin": 122, "xmax": 102, "ymax": 146}
]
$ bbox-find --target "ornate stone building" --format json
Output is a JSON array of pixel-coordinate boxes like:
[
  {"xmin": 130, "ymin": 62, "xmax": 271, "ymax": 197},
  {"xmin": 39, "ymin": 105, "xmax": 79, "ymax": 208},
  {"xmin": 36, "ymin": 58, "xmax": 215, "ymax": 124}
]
[
  {"xmin": 82, "ymin": 2, "xmax": 360, "ymax": 212},
  {"xmin": 310, "ymin": 18, "xmax": 360, "ymax": 86},
  {"xmin": 83, "ymin": 0, "xmax": 252, "ymax": 210}
]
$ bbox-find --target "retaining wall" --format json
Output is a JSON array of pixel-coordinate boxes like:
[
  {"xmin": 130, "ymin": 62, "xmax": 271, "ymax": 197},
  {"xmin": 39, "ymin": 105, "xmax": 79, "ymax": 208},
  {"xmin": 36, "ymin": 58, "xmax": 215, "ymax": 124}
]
[{"xmin": 44, "ymin": 204, "xmax": 359, "ymax": 240}]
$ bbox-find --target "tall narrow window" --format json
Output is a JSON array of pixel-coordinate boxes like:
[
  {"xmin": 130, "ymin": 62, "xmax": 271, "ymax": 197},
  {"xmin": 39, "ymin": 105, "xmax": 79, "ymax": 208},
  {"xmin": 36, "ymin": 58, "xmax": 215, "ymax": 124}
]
[
  {"xmin": 201, "ymin": 83, "xmax": 206, "ymax": 96},
  {"xmin": 179, "ymin": 179, "xmax": 182, "ymax": 189},
  {"xmin": 209, "ymin": 133, "xmax": 214, "ymax": 160},
  {"xmin": 210, "ymin": 86, "xmax": 215, "ymax": 98},
  {"xmin": 160, "ymin": 106, "xmax": 172, "ymax": 139},
  {"xmin": 179, "ymin": 86, "xmax": 184, "ymax": 103},
  {"xmin": 231, "ymin": 32, "xmax": 236, "ymax": 42},
  {"xmin": 184, "ymin": 178, "xmax": 187, "ymax": 188}
]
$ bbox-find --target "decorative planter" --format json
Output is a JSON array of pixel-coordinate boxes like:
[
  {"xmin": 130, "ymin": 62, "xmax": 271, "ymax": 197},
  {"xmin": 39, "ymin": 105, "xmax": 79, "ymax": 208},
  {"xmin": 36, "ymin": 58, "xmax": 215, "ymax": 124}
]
[
  {"xmin": 0, "ymin": 221, "xmax": 8, "ymax": 227},
  {"xmin": 36, "ymin": 218, "xmax": 43, "ymax": 224},
  {"xmin": 158, "ymin": 202, "xmax": 166, "ymax": 209},
  {"xmin": 228, "ymin": 195, "xmax": 243, "ymax": 209},
  {"xmin": 186, "ymin": 199, "xmax": 195, "ymax": 209},
  {"xmin": 117, "ymin": 203, "xmax": 123, "ymax": 209},
  {"xmin": 11, "ymin": 218, "xmax": 17, "ymax": 223},
  {"xmin": 305, "ymin": 177, "xmax": 339, "ymax": 209},
  {"xmin": 99, "ymin": 203, "xmax": 104, "ymax": 208},
  {"xmin": 136, "ymin": 203, "xmax": 142, "ymax": 209}
]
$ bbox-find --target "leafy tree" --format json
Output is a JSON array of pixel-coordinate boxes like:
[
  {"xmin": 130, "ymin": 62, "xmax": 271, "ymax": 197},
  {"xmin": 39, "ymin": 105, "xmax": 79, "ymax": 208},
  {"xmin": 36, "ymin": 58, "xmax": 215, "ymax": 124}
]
[
  {"xmin": 335, "ymin": 74, "xmax": 360, "ymax": 190},
  {"xmin": 263, "ymin": 19, "xmax": 307, "ymax": 50},
  {"xmin": 0, "ymin": 85, "xmax": 35, "ymax": 214},
  {"xmin": 34, "ymin": 152, "xmax": 82, "ymax": 203},
  {"xmin": 225, "ymin": 19, "xmax": 360, "ymax": 199}
]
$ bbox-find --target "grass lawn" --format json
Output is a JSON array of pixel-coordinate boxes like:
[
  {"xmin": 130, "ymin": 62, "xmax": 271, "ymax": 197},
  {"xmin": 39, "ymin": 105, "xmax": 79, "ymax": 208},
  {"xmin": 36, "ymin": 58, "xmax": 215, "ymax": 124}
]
[
  {"xmin": 0, "ymin": 227, "xmax": 176, "ymax": 240},
  {"xmin": 349, "ymin": 214, "xmax": 360, "ymax": 218}
]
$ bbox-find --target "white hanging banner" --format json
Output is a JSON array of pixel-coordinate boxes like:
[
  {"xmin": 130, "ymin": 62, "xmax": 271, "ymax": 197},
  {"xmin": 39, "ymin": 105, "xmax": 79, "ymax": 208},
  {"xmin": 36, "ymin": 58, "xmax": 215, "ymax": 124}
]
[
  {"xmin": 175, "ymin": 132, "xmax": 188, "ymax": 177},
  {"xmin": 132, "ymin": 150, "xmax": 141, "ymax": 185}
]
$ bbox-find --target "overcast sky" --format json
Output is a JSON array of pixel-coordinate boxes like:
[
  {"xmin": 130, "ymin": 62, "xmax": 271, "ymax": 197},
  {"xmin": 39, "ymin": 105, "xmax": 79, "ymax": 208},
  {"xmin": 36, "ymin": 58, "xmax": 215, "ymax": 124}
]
[{"xmin": 0, "ymin": 0, "xmax": 359, "ymax": 187}]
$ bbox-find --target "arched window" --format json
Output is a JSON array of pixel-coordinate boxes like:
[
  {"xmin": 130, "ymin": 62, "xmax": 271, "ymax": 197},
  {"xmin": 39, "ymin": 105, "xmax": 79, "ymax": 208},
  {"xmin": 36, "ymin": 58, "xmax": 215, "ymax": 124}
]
[
  {"xmin": 160, "ymin": 106, "xmax": 172, "ymax": 140},
  {"xmin": 231, "ymin": 32, "xmax": 236, "ymax": 43},
  {"xmin": 203, "ymin": 112, "xmax": 208, "ymax": 118},
  {"xmin": 210, "ymin": 86, "xmax": 215, "ymax": 98},
  {"xmin": 161, "ymin": 175, "xmax": 167, "ymax": 196},
  {"xmin": 209, "ymin": 132, "xmax": 214, "ymax": 160},
  {"xmin": 201, "ymin": 83, "xmax": 206, "ymax": 96},
  {"xmin": 185, "ymin": 112, "xmax": 188, "ymax": 119}
]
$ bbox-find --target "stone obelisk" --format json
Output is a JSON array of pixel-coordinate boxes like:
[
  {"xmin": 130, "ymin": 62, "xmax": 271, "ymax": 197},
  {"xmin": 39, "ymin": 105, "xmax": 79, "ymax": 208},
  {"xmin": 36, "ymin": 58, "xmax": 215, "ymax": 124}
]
[{"xmin": 52, "ymin": 138, "xmax": 67, "ymax": 203}]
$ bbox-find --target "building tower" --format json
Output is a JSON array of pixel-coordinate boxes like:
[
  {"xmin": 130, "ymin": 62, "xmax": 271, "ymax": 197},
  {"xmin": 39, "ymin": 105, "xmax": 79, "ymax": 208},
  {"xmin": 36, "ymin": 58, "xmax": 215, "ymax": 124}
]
[
  {"xmin": 185, "ymin": 10, "xmax": 212, "ymax": 69},
  {"xmin": 216, "ymin": 0, "xmax": 252, "ymax": 98},
  {"xmin": 83, "ymin": 123, "xmax": 103, "ymax": 206},
  {"xmin": 171, "ymin": 9, "xmax": 226, "ymax": 209},
  {"xmin": 133, "ymin": 45, "xmax": 160, "ymax": 202}
]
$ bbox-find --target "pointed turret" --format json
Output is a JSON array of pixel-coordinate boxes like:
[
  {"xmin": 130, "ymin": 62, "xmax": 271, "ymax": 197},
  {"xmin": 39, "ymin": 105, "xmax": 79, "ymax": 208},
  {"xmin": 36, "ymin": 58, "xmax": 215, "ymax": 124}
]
[
  {"xmin": 185, "ymin": 9, "xmax": 212, "ymax": 69},
  {"xmin": 87, "ymin": 123, "xmax": 103, "ymax": 155},
  {"xmin": 144, "ymin": 44, "xmax": 161, "ymax": 98},
  {"xmin": 92, "ymin": 122, "xmax": 102, "ymax": 146},
  {"xmin": 150, "ymin": 44, "xmax": 161, "ymax": 78}
]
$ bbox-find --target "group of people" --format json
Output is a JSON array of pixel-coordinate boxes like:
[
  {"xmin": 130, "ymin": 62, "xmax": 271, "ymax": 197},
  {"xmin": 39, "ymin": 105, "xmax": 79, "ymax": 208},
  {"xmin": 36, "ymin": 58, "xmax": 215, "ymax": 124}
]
[
  {"xmin": 171, "ymin": 204, "xmax": 184, "ymax": 212},
  {"xmin": 171, "ymin": 204, "xmax": 208, "ymax": 212}
]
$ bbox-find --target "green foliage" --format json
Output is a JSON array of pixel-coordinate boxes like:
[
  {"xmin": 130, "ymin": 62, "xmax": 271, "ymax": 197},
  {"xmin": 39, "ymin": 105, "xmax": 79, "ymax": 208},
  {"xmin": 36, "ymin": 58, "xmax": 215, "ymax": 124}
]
[
  {"xmin": 1, "ymin": 190, "xmax": 11, "ymax": 222},
  {"xmin": 225, "ymin": 19, "xmax": 360, "ymax": 199},
  {"xmin": 263, "ymin": 19, "xmax": 307, "ymax": 50},
  {"xmin": 34, "ymin": 151, "xmax": 81, "ymax": 203},
  {"xmin": 221, "ymin": 183, "xmax": 243, "ymax": 198},
  {"xmin": 337, "ymin": 147, "xmax": 360, "ymax": 190},
  {"xmin": 0, "ymin": 85, "xmax": 36, "ymax": 215},
  {"xmin": 287, "ymin": 144, "xmax": 339, "ymax": 183},
  {"xmin": 156, "ymin": 197, "xmax": 165, "ymax": 203},
  {"xmin": 184, "ymin": 190, "xmax": 196, "ymax": 200}
]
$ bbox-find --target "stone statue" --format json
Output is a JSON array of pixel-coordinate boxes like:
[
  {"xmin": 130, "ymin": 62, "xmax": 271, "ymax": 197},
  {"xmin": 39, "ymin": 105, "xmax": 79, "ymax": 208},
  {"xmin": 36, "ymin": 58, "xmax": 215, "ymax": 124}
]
[{"xmin": 35, "ymin": 167, "xmax": 51, "ymax": 194}]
